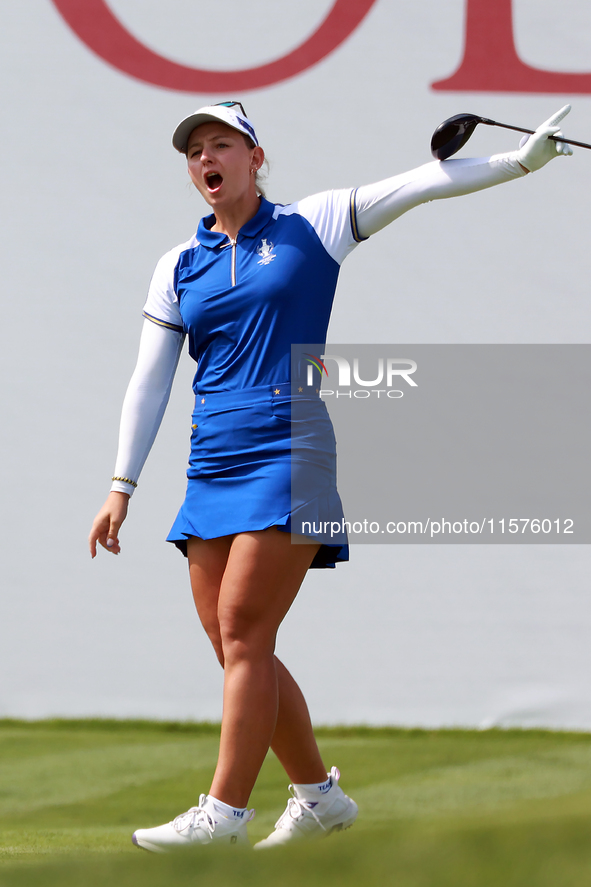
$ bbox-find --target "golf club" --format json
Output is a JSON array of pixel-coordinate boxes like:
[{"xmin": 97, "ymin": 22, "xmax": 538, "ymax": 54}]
[{"xmin": 431, "ymin": 113, "xmax": 591, "ymax": 161}]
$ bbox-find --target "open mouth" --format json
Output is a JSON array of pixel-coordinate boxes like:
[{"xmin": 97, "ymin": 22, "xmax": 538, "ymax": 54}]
[{"xmin": 205, "ymin": 172, "xmax": 223, "ymax": 192}]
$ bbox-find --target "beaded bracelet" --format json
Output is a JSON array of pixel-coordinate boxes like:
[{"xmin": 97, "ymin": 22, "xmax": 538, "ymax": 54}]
[{"xmin": 112, "ymin": 476, "xmax": 138, "ymax": 488}]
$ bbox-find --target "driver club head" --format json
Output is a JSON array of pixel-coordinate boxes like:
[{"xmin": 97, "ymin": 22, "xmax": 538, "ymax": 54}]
[{"xmin": 430, "ymin": 113, "xmax": 484, "ymax": 160}]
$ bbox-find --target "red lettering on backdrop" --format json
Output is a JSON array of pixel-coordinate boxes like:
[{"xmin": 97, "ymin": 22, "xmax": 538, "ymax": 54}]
[
  {"xmin": 433, "ymin": 0, "xmax": 591, "ymax": 93},
  {"xmin": 50, "ymin": 0, "xmax": 377, "ymax": 92}
]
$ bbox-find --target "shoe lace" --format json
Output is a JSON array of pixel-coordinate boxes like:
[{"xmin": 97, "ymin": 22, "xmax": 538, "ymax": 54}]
[
  {"xmin": 275, "ymin": 767, "xmax": 341, "ymax": 832},
  {"xmin": 276, "ymin": 786, "xmax": 327, "ymax": 832},
  {"xmin": 172, "ymin": 795, "xmax": 215, "ymax": 839}
]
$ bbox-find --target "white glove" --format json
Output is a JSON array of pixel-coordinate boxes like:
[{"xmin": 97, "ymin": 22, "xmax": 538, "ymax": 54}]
[{"xmin": 516, "ymin": 104, "xmax": 573, "ymax": 172}]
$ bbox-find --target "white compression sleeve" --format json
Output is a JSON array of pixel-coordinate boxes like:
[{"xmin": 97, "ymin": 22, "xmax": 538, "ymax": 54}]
[
  {"xmin": 354, "ymin": 153, "xmax": 527, "ymax": 239},
  {"xmin": 110, "ymin": 319, "xmax": 185, "ymax": 497}
]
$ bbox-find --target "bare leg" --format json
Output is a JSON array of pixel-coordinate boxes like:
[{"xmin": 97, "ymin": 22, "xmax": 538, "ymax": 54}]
[
  {"xmin": 187, "ymin": 529, "xmax": 327, "ymax": 807},
  {"xmin": 272, "ymin": 658, "xmax": 328, "ymax": 784}
]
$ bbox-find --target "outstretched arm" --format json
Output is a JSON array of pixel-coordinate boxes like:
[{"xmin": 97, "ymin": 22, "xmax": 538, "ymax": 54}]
[
  {"xmin": 355, "ymin": 105, "xmax": 573, "ymax": 239},
  {"xmin": 89, "ymin": 319, "xmax": 185, "ymax": 557}
]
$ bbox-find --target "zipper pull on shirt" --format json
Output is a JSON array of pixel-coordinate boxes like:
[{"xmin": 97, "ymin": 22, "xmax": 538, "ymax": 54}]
[
  {"xmin": 230, "ymin": 237, "xmax": 237, "ymax": 287},
  {"xmin": 220, "ymin": 237, "xmax": 237, "ymax": 287}
]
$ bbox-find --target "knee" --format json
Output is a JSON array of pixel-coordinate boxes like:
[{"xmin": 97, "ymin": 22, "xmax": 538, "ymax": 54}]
[{"xmin": 218, "ymin": 606, "xmax": 276, "ymax": 663}]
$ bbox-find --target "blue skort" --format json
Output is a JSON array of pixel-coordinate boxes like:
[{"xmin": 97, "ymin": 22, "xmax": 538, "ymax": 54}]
[{"xmin": 167, "ymin": 382, "xmax": 349, "ymax": 568}]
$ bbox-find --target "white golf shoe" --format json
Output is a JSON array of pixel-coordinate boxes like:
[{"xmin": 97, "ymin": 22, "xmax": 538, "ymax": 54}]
[
  {"xmin": 254, "ymin": 766, "xmax": 357, "ymax": 849},
  {"xmin": 132, "ymin": 794, "xmax": 254, "ymax": 853}
]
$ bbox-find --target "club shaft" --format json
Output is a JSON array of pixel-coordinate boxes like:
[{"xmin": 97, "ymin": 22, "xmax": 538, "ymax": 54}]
[{"xmin": 482, "ymin": 120, "xmax": 591, "ymax": 150}]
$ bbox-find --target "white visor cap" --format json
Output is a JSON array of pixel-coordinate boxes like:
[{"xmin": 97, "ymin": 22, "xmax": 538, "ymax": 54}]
[{"xmin": 172, "ymin": 104, "xmax": 259, "ymax": 154}]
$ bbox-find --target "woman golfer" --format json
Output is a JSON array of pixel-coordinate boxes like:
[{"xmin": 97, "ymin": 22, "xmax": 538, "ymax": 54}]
[{"xmin": 89, "ymin": 101, "xmax": 572, "ymax": 851}]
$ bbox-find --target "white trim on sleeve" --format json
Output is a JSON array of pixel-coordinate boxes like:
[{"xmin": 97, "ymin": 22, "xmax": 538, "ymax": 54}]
[
  {"xmin": 276, "ymin": 190, "xmax": 361, "ymax": 266},
  {"xmin": 143, "ymin": 236, "xmax": 198, "ymax": 332}
]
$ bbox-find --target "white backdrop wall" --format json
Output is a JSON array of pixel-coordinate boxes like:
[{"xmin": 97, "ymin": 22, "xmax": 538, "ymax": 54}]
[{"xmin": 1, "ymin": 0, "xmax": 591, "ymax": 728}]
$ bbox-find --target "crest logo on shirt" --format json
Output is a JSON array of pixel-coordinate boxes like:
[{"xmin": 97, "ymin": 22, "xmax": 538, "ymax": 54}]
[{"xmin": 257, "ymin": 238, "xmax": 276, "ymax": 265}]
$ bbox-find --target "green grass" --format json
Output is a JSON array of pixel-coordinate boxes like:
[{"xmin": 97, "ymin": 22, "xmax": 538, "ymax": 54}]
[{"xmin": 2, "ymin": 719, "xmax": 591, "ymax": 885}]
